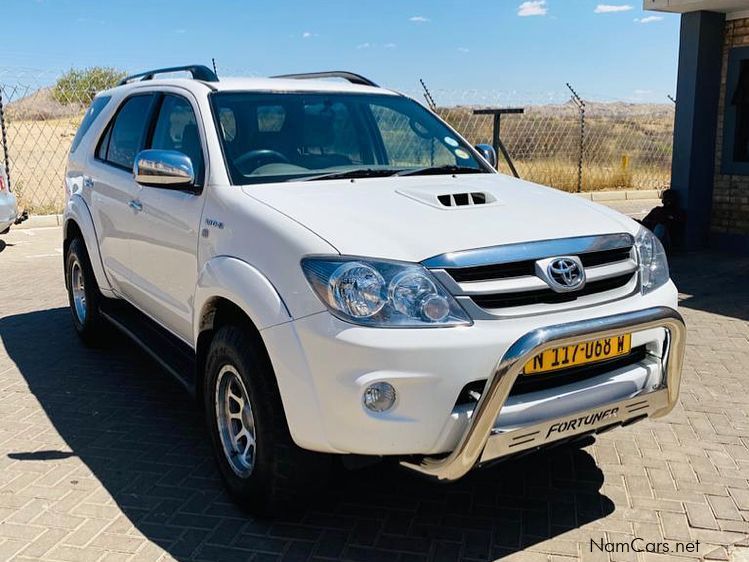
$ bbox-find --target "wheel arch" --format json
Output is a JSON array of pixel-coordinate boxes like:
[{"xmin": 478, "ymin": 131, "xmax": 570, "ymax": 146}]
[
  {"xmin": 63, "ymin": 196, "xmax": 113, "ymax": 295},
  {"xmin": 193, "ymin": 256, "xmax": 294, "ymax": 405},
  {"xmin": 195, "ymin": 297, "xmax": 271, "ymax": 405}
]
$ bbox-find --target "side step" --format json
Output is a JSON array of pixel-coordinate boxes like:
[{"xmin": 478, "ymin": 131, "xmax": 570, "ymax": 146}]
[{"xmin": 100, "ymin": 299, "xmax": 197, "ymax": 394}]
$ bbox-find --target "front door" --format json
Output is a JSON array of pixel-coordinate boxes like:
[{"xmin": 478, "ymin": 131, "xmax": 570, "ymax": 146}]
[{"xmin": 126, "ymin": 93, "xmax": 207, "ymax": 344}]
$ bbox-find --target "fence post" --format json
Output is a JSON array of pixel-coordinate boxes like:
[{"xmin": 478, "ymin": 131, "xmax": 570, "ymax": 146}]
[
  {"xmin": 0, "ymin": 86, "xmax": 10, "ymax": 190},
  {"xmin": 566, "ymin": 83, "xmax": 585, "ymax": 193},
  {"xmin": 419, "ymin": 78, "xmax": 437, "ymax": 111}
]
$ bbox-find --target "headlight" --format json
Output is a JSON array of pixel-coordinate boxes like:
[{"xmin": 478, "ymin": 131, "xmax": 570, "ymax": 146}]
[
  {"xmin": 302, "ymin": 257, "xmax": 472, "ymax": 327},
  {"xmin": 635, "ymin": 226, "xmax": 669, "ymax": 295}
]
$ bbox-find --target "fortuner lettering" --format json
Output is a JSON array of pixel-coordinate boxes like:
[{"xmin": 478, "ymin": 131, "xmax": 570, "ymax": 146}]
[{"xmin": 545, "ymin": 407, "xmax": 620, "ymax": 438}]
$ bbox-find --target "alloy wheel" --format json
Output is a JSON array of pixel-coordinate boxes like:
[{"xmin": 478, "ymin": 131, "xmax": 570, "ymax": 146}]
[
  {"xmin": 70, "ymin": 258, "xmax": 87, "ymax": 324},
  {"xmin": 215, "ymin": 365, "xmax": 257, "ymax": 478}
]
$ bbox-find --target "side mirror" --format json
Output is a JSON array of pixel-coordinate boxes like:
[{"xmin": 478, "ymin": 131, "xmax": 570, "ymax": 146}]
[
  {"xmin": 134, "ymin": 149, "xmax": 195, "ymax": 188},
  {"xmin": 475, "ymin": 144, "xmax": 497, "ymax": 169}
]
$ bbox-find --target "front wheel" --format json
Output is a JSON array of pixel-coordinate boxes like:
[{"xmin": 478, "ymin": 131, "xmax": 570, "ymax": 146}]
[{"xmin": 204, "ymin": 325, "xmax": 331, "ymax": 514}]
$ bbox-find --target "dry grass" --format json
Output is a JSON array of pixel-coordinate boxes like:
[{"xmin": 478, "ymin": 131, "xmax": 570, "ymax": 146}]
[
  {"xmin": 510, "ymin": 158, "xmax": 670, "ymax": 192},
  {"xmin": 6, "ymin": 117, "xmax": 79, "ymax": 214}
]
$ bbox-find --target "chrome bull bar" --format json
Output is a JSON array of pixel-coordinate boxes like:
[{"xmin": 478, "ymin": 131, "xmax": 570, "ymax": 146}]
[{"xmin": 401, "ymin": 306, "xmax": 686, "ymax": 481}]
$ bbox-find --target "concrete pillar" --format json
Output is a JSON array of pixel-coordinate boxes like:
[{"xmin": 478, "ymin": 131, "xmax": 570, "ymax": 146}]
[{"xmin": 671, "ymin": 10, "xmax": 725, "ymax": 249}]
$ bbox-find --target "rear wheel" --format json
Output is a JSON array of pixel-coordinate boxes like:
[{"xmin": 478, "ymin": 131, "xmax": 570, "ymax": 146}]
[
  {"xmin": 204, "ymin": 324, "xmax": 331, "ymax": 514},
  {"xmin": 65, "ymin": 237, "xmax": 107, "ymax": 346}
]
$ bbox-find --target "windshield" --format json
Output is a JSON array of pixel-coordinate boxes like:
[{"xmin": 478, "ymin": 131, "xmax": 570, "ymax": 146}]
[{"xmin": 209, "ymin": 92, "xmax": 490, "ymax": 184}]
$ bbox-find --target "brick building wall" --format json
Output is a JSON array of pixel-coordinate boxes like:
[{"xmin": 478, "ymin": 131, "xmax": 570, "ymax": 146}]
[{"xmin": 713, "ymin": 18, "xmax": 749, "ymax": 236}]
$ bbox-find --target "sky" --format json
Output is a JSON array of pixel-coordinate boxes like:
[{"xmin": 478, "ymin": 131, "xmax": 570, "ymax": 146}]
[{"xmin": 2, "ymin": 0, "xmax": 681, "ymax": 105}]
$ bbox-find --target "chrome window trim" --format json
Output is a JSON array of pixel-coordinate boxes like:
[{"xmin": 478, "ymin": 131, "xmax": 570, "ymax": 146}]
[{"xmin": 421, "ymin": 233, "xmax": 635, "ymax": 270}]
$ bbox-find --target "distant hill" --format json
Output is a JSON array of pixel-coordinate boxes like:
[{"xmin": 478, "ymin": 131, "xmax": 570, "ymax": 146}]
[{"xmin": 5, "ymin": 87, "xmax": 84, "ymax": 121}]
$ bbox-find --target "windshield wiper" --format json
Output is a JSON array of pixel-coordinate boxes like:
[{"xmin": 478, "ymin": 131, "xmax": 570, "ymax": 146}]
[
  {"xmin": 296, "ymin": 168, "xmax": 400, "ymax": 182},
  {"xmin": 395, "ymin": 165, "xmax": 485, "ymax": 177}
]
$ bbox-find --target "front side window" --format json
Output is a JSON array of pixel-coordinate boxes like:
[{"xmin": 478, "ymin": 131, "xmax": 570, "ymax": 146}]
[
  {"xmin": 98, "ymin": 94, "xmax": 154, "ymax": 169},
  {"xmin": 150, "ymin": 95, "xmax": 205, "ymax": 184},
  {"xmin": 210, "ymin": 92, "xmax": 488, "ymax": 185}
]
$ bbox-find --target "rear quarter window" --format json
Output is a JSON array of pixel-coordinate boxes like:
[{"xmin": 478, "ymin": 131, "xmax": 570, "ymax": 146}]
[{"xmin": 70, "ymin": 96, "xmax": 111, "ymax": 154}]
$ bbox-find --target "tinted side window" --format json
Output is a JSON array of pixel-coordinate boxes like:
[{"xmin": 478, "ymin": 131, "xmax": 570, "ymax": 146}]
[
  {"xmin": 150, "ymin": 95, "xmax": 205, "ymax": 184},
  {"xmin": 71, "ymin": 96, "xmax": 111, "ymax": 153},
  {"xmin": 103, "ymin": 95, "xmax": 154, "ymax": 169}
]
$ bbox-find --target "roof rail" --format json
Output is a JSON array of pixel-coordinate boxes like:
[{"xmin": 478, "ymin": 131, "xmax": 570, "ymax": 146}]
[
  {"xmin": 271, "ymin": 71, "xmax": 379, "ymax": 88},
  {"xmin": 118, "ymin": 65, "xmax": 219, "ymax": 86}
]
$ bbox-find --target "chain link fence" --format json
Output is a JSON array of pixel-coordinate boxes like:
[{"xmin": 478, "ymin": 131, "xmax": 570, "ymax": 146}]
[
  {"xmin": 436, "ymin": 98, "xmax": 674, "ymax": 193},
  {"xmin": 0, "ymin": 69, "xmax": 674, "ymax": 215},
  {"xmin": 0, "ymin": 70, "xmax": 87, "ymax": 214}
]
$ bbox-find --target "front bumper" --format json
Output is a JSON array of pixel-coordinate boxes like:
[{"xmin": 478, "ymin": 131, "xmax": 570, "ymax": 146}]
[
  {"xmin": 262, "ymin": 281, "xmax": 683, "ymax": 459},
  {"xmin": 400, "ymin": 305, "xmax": 685, "ymax": 480}
]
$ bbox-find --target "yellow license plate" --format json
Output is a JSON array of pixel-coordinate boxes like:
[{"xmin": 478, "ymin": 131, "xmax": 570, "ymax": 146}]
[{"xmin": 523, "ymin": 334, "xmax": 632, "ymax": 375}]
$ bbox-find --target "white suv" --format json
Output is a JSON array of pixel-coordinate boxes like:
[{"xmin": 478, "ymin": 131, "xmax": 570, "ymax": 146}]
[{"xmin": 63, "ymin": 65, "xmax": 685, "ymax": 512}]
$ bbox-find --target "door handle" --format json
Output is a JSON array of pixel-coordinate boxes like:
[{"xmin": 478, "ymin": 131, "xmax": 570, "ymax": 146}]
[{"xmin": 128, "ymin": 199, "xmax": 143, "ymax": 212}]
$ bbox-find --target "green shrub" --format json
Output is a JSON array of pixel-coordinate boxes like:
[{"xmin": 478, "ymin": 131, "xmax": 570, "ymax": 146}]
[{"xmin": 52, "ymin": 67, "xmax": 126, "ymax": 105}]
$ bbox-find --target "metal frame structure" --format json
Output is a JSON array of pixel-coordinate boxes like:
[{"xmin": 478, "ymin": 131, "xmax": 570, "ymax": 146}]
[
  {"xmin": 272, "ymin": 71, "xmax": 379, "ymax": 88},
  {"xmin": 118, "ymin": 65, "xmax": 219, "ymax": 86},
  {"xmin": 401, "ymin": 306, "xmax": 686, "ymax": 481},
  {"xmin": 472, "ymin": 108, "xmax": 524, "ymax": 178}
]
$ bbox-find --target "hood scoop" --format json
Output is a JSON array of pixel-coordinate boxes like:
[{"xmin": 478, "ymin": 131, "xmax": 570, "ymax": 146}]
[
  {"xmin": 397, "ymin": 189, "xmax": 501, "ymax": 210},
  {"xmin": 438, "ymin": 192, "xmax": 495, "ymax": 207}
]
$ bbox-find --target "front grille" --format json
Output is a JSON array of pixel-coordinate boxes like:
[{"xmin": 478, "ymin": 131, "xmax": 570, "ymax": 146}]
[
  {"xmin": 424, "ymin": 234, "xmax": 638, "ymax": 317},
  {"xmin": 471, "ymin": 272, "xmax": 635, "ymax": 309},
  {"xmin": 448, "ymin": 246, "xmax": 633, "ymax": 283}
]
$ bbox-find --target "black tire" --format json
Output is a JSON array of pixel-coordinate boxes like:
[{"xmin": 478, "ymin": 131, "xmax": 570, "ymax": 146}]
[
  {"xmin": 204, "ymin": 324, "xmax": 331, "ymax": 514},
  {"xmin": 65, "ymin": 237, "xmax": 107, "ymax": 346}
]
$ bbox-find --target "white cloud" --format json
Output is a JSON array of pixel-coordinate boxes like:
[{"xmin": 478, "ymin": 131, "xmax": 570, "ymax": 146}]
[
  {"xmin": 517, "ymin": 1, "xmax": 547, "ymax": 16},
  {"xmin": 409, "ymin": 16, "xmax": 430, "ymax": 23},
  {"xmin": 302, "ymin": 31, "xmax": 313, "ymax": 38},
  {"xmin": 634, "ymin": 15, "xmax": 663, "ymax": 23},
  {"xmin": 174, "ymin": 28, "xmax": 187, "ymax": 34},
  {"xmin": 356, "ymin": 42, "xmax": 371, "ymax": 49},
  {"xmin": 594, "ymin": 4, "xmax": 633, "ymax": 13},
  {"xmin": 383, "ymin": 43, "xmax": 396, "ymax": 49},
  {"xmin": 457, "ymin": 47, "xmax": 470, "ymax": 53}
]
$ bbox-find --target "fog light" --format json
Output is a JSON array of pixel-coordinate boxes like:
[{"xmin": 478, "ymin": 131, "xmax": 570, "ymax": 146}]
[{"xmin": 363, "ymin": 382, "xmax": 396, "ymax": 412}]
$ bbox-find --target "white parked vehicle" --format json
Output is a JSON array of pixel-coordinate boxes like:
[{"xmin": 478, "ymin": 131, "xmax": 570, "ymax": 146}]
[
  {"xmin": 63, "ymin": 65, "xmax": 685, "ymax": 512},
  {"xmin": 0, "ymin": 164, "xmax": 20, "ymax": 234}
]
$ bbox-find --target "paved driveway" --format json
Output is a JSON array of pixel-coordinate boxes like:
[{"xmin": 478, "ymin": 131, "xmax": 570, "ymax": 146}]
[{"xmin": 0, "ymin": 227, "xmax": 748, "ymax": 562}]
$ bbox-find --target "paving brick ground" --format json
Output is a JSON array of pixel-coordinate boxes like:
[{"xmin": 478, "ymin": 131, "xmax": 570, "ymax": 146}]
[{"xmin": 0, "ymin": 226, "xmax": 748, "ymax": 562}]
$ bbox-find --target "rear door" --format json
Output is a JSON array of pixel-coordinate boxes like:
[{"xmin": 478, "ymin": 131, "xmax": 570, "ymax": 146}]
[
  {"xmin": 125, "ymin": 92, "xmax": 208, "ymax": 343},
  {"xmin": 87, "ymin": 93, "xmax": 157, "ymax": 293}
]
